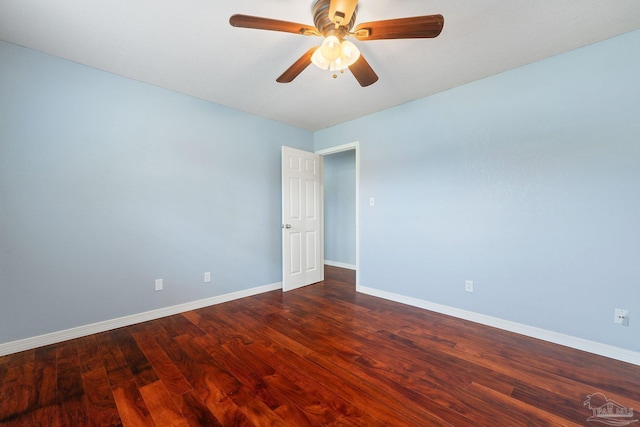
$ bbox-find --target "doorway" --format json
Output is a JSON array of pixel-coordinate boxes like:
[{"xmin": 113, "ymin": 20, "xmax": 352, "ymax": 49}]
[{"xmin": 317, "ymin": 142, "xmax": 360, "ymax": 288}]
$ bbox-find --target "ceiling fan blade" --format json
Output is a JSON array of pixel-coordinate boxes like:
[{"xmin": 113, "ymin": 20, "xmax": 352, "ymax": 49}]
[
  {"xmin": 230, "ymin": 14, "xmax": 319, "ymax": 36},
  {"xmin": 276, "ymin": 47, "xmax": 317, "ymax": 83},
  {"xmin": 353, "ymin": 15, "xmax": 444, "ymax": 40},
  {"xmin": 349, "ymin": 54, "xmax": 378, "ymax": 87}
]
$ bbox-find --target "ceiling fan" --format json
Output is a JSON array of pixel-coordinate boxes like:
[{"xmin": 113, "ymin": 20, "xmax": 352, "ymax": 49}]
[{"xmin": 229, "ymin": 0, "xmax": 444, "ymax": 87}]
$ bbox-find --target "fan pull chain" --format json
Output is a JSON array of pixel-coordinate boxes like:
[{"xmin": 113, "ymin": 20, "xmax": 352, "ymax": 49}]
[{"xmin": 332, "ymin": 69, "xmax": 346, "ymax": 79}]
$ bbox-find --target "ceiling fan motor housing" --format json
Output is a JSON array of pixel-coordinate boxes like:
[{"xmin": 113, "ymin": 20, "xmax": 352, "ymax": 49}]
[{"xmin": 313, "ymin": 0, "xmax": 356, "ymax": 40}]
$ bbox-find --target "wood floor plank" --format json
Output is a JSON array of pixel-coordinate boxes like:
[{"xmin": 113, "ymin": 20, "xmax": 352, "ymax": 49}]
[
  {"xmin": 138, "ymin": 380, "xmax": 190, "ymax": 427},
  {"xmin": 109, "ymin": 328, "xmax": 158, "ymax": 388},
  {"xmin": 56, "ymin": 341, "xmax": 90, "ymax": 426},
  {"xmin": 233, "ymin": 338, "xmax": 389, "ymax": 427},
  {"xmin": 0, "ymin": 361, "xmax": 35, "ymax": 424},
  {"xmin": 152, "ymin": 332, "xmax": 254, "ymax": 426},
  {"xmin": 30, "ymin": 346, "xmax": 59, "ymax": 426},
  {"xmin": 111, "ymin": 379, "xmax": 155, "ymax": 427},
  {"xmin": 81, "ymin": 367, "xmax": 122, "ymax": 426},
  {"xmin": 132, "ymin": 331, "xmax": 193, "ymax": 395},
  {"xmin": 194, "ymin": 334, "xmax": 331, "ymax": 426},
  {"xmin": 227, "ymin": 307, "xmax": 456, "ymax": 426},
  {"xmin": 471, "ymin": 381, "xmax": 583, "ymax": 426},
  {"xmin": 184, "ymin": 309, "xmax": 254, "ymax": 347},
  {"xmin": 2, "ymin": 266, "xmax": 639, "ymax": 426},
  {"xmin": 24, "ymin": 405, "xmax": 60, "ymax": 427},
  {"xmin": 157, "ymin": 313, "xmax": 206, "ymax": 340},
  {"xmin": 0, "ymin": 358, "xmax": 10, "ymax": 390},
  {"xmin": 508, "ymin": 381, "xmax": 590, "ymax": 425},
  {"xmin": 175, "ymin": 334, "xmax": 287, "ymax": 427},
  {"xmin": 212, "ymin": 304, "xmax": 407, "ymax": 425},
  {"xmin": 169, "ymin": 390, "xmax": 224, "ymax": 427},
  {"xmin": 75, "ymin": 335, "xmax": 104, "ymax": 374},
  {"xmin": 96, "ymin": 331, "xmax": 135, "ymax": 389}
]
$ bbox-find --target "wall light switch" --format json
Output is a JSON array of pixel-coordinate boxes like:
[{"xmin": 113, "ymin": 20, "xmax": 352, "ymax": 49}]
[
  {"xmin": 155, "ymin": 279, "xmax": 163, "ymax": 291},
  {"xmin": 369, "ymin": 197, "xmax": 375, "ymax": 206}
]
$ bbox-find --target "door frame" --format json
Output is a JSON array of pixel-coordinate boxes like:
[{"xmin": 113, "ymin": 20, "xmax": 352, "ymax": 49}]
[{"xmin": 316, "ymin": 141, "xmax": 360, "ymax": 289}]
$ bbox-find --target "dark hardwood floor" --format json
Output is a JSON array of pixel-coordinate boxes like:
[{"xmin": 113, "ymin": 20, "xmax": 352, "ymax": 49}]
[{"xmin": 1, "ymin": 266, "xmax": 639, "ymax": 426}]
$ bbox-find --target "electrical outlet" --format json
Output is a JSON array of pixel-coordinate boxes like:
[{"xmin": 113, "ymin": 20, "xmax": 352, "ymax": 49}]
[
  {"xmin": 614, "ymin": 308, "xmax": 629, "ymax": 326},
  {"xmin": 465, "ymin": 280, "xmax": 473, "ymax": 293},
  {"xmin": 155, "ymin": 279, "xmax": 163, "ymax": 291},
  {"xmin": 204, "ymin": 272, "xmax": 211, "ymax": 283}
]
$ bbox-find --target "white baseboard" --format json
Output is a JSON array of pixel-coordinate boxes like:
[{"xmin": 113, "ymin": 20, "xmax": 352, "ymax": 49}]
[
  {"xmin": 324, "ymin": 260, "xmax": 357, "ymax": 270},
  {"xmin": 358, "ymin": 286, "xmax": 640, "ymax": 367},
  {"xmin": 0, "ymin": 282, "xmax": 282, "ymax": 357}
]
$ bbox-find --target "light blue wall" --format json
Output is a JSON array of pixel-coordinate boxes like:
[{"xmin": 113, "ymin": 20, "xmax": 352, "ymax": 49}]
[
  {"xmin": 0, "ymin": 41, "xmax": 313, "ymax": 343},
  {"xmin": 3, "ymin": 29, "xmax": 640, "ymax": 352},
  {"xmin": 323, "ymin": 150, "xmax": 356, "ymax": 266},
  {"xmin": 315, "ymin": 30, "xmax": 640, "ymax": 351}
]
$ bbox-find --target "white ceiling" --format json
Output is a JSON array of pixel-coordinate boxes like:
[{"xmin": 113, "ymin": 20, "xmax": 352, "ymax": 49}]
[{"xmin": 1, "ymin": 0, "xmax": 640, "ymax": 131}]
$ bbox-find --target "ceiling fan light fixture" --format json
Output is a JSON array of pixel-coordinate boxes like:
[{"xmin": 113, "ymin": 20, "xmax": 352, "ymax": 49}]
[
  {"xmin": 330, "ymin": 57, "xmax": 343, "ymax": 72},
  {"xmin": 311, "ymin": 37, "xmax": 360, "ymax": 72},
  {"xmin": 311, "ymin": 47, "xmax": 330, "ymax": 70},
  {"xmin": 319, "ymin": 35, "xmax": 341, "ymax": 61},
  {"xmin": 340, "ymin": 40, "xmax": 360, "ymax": 67}
]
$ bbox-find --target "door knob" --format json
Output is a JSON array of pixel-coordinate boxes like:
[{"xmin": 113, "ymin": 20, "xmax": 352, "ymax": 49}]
[{"xmin": 282, "ymin": 224, "xmax": 292, "ymax": 229}]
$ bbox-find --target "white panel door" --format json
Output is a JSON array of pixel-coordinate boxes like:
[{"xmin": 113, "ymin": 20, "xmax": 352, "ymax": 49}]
[{"xmin": 282, "ymin": 146, "xmax": 323, "ymax": 291}]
